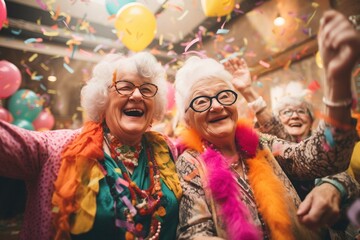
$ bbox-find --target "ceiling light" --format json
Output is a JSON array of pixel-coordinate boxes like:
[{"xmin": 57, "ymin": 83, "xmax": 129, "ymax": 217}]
[{"xmin": 274, "ymin": 14, "xmax": 285, "ymax": 26}]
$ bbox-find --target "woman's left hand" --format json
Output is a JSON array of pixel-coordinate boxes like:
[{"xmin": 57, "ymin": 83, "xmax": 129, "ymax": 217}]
[{"xmin": 296, "ymin": 183, "xmax": 341, "ymax": 229}]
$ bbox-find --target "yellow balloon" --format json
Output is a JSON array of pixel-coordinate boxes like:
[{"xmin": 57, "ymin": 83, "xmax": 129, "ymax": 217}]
[
  {"xmin": 114, "ymin": 3, "xmax": 156, "ymax": 52},
  {"xmin": 201, "ymin": 0, "xmax": 235, "ymax": 17}
]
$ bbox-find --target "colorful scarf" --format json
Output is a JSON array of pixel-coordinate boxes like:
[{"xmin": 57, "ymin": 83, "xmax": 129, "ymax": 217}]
[
  {"xmin": 178, "ymin": 120, "xmax": 294, "ymax": 240},
  {"xmin": 52, "ymin": 121, "xmax": 182, "ymax": 239}
]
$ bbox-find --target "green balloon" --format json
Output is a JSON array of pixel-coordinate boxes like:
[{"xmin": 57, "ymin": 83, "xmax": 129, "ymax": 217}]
[
  {"xmin": 12, "ymin": 119, "xmax": 34, "ymax": 130},
  {"xmin": 8, "ymin": 89, "xmax": 43, "ymax": 122}
]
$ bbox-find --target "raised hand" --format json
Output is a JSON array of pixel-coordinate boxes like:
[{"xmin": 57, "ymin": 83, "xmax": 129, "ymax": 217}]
[
  {"xmin": 223, "ymin": 58, "xmax": 252, "ymax": 93},
  {"xmin": 318, "ymin": 10, "xmax": 360, "ymax": 80}
]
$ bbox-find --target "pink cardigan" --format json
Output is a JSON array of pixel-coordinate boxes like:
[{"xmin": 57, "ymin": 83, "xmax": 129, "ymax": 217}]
[{"xmin": 0, "ymin": 120, "xmax": 80, "ymax": 239}]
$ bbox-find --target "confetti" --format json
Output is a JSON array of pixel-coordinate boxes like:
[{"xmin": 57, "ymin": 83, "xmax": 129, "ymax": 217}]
[
  {"xmin": 29, "ymin": 54, "xmax": 39, "ymax": 62},
  {"xmin": 216, "ymin": 29, "xmax": 229, "ymax": 35},
  {"xmin": 63, "ymin": 63, "xmax": 74, "ymax": 74},
  {"xmin": 24, "ymin": 38, "xmax": 43, "ymax": 44},
  {"xmin": 259, "ymin": 60, "xmax": 270, "ymax": 68},
  {"xmin": 11, "ymin": 29, "xmax": 22, "ymax": 35},
  {"xmin": 184, "ymin": 37, "xmax": 200, "ymax": 52},
  {"xmin": 177, "ymin": 10, "xmax": 189, "ymax": 21}
]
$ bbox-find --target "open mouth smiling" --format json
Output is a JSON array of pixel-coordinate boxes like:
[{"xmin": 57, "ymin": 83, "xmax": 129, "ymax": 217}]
[{"xmin": 123, "ymin": 108, "xmax": 144, "ymax": 117}]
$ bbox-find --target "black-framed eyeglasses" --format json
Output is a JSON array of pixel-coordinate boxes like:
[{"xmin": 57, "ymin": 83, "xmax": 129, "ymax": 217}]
[
  {"xmin": 113, "ymin": 80, "xmax": 158, "ymax": 98},
  {"xmin": 279, "ymin": 108, "xmax": 308, "ymax": 118},
  {"xmin": 185, "ymin": 89, "xmax": 238, "ymax": 113}
]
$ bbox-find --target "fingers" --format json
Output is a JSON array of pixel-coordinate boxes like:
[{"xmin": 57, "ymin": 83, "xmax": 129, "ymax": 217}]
[
  {"xmin": 297, "ymin": 194, "xmax": 312, "ymax": 216},
  {"xmin": 224, "ymin": 58, "xmax": 248, "ymax": 72},
  {"xmin": 297, "ymin": 184, "xmax": 342, "ymax": 229}
]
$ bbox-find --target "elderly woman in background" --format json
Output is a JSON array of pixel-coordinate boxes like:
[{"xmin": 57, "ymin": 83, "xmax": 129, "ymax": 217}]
[
  {"xmin": 174, "ymin": 10, "xmax": 359, "ymax": 240},
  {"xmin": 0, "ymin": 52, "xmax": 182, "ymax": 240}
]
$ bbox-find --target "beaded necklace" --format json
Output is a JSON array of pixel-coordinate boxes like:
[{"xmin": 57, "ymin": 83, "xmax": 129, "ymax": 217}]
[
  {"xmin": 102, "ymin": 131, "xmax": 164, "ymax": 240},
  {"xmin": 106, "ymin": 132, "xmax": 143, "ymax": 168}
]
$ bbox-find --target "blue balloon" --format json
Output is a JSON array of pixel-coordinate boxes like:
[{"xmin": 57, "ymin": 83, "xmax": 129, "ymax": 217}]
[
  {"xmin": 105, "ymin": 0, "xmax": 135, "ymax": 15},
  {"xmin": 8, "ymin": 89, "xmax": 43, "ymax": 122},
  {"xmin": 13, "ymin": 119, "xmax": 34, "ymax": 130}
]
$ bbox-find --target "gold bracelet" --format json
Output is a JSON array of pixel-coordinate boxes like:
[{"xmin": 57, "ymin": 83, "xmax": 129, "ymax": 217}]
[{"xmin": 322, "ymin": 97, "xmax": 352, "ymax": 107}]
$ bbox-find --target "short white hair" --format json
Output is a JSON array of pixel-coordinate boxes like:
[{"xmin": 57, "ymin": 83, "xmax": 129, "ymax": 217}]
[
  {"xmin": 81, "ymin": 52, "xmax": 167, "ymax": 122},
  {"xmin": 174, "ymin": 56, "xmax": 233, "ymax": 125}
]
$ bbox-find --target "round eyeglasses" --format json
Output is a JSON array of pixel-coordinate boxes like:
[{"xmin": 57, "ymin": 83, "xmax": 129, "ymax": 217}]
[
  {"xmin": 279, "ymin": 108, "xmax": 308, "ymax": 118},
  {"xmin": 186, "ymin": 89, "xmax": 238, "ymax": 113},
  {"xmin": 113, "ymin": 80, "xmax": 158, "ymax": 98}
]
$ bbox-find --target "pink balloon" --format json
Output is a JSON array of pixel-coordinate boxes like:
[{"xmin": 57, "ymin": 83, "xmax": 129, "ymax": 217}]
[
  {"xmin": 0, "ymin": 106, "xmax": 12, "ymax": 122},
  {"xmin": 0, "ymin": 60, "xmax": 22, "ymax": 99},
  {"xmin": 0, "ymin": 0, "xmax": 7, "ymax": 31},
  {"xmin": 32, "ymin": 110, "xmax": 55, "ymax": 131},
  {"xmin": 166, "ymin": 82, "xmax": 175, "ymax": 111}
]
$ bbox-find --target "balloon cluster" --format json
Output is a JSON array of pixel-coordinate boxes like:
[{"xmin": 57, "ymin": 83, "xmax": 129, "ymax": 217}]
[
  {"xmin": 107, "ymin": 1, "xmax": 156, "ymax": 52},
  {"xmin": 0, "ymin": 60, "xmax": 55, "ymax": 131}
]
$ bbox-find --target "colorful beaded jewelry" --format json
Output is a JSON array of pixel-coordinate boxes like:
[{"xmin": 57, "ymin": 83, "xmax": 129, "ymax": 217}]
[{"xmin": 103, "ymin": 131, "xmax": 165, "ymax": 240}]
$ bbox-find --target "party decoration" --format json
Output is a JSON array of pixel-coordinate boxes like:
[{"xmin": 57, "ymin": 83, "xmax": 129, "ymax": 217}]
[
  {"xmin": 105, "ymin": 0, "xmax": 135, "ymax": 16},
  {"xmin": 0, "ymin": 0, "xmax": 6, "ymax": 31},
  {"xmin": 0, "ymin": 106, "xmax": 12, "ymax": 122},
  {"xmin": 0, "ymin": 60, "xmax": 22, "ymax": 99},
  {"xmin": 114, "ymin": 3, "xmax": 157, "ymax": 52},
  {"xmin": 13, "ymin": 118, "xmax": 34, "ymax": 130},
  {"xmin": 8, "ymin": 89, "xmax": 43, "ymax": 122},
  {"xmin": 201, "ymin": 0, "xmax": 235, "ymax": 17},
  {"xmin": 33, "ymin": 109, "xmax": 55, "ymax": 131}
]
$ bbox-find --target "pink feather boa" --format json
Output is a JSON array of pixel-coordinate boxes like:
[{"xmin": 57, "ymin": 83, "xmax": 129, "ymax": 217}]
[
  {"xmin": 203, "ymin": 148, "xmax": 261, "ymax": 240},
  {"xmin": 201, "ymin": 124, "xmax": 261, "ymax": 240}
]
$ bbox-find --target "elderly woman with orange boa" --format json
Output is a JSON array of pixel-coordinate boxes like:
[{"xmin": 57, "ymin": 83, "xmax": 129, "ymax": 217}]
[
  {"xmin": 173, "ymin": 10, "xmax": 359, "ymax": 240},
  {"xmin": 0, "ymin": 52, "xmax": 182, "ymax": 240}
]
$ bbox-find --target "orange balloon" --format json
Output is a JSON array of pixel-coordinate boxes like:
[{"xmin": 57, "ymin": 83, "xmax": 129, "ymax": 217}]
[
  {"xmin": 201, "ymin": 0, "xmax": 235, "ymax": 17},
  {"xmin": 114, "ymin": 3, "xmax": 156, "ymax": 52}
]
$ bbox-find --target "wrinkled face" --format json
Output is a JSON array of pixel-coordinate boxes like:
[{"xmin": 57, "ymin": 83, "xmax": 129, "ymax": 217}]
[
  {"xmin": 105, "ymin": 70, "xmax": 156, "ymax": 144},
  {"xmin": 185, "ymin": 78, "xmax": 238, "ymax": 145},
  {"xmin": 278, "ymin": 104, "xmax": 312, "ymax": 141}
]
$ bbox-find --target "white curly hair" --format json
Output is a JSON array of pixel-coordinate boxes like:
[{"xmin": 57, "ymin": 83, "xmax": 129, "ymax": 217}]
[
  {"xmin": 81, "ymin": 52, "xmax": 167, "ymax": 122},
  {"xmin": 174, "ymin": 56, "xmax": 234, "ymax": 126}
]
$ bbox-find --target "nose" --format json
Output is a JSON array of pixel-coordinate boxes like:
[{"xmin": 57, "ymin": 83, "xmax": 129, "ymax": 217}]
[
  {"xmin": 129, "ymin": 87, "xmax": 143, "ymax": 100},
  {"xmin": 290, "ymin": 111, "xmax": 300, "ymax": 118},
  {"xmin": 210, "ymin": 98, "xmax": 223, "ymax": 111}
]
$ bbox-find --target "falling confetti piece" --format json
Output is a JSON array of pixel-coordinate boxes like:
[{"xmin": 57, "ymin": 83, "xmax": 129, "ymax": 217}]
[
  {"xmin": 79, "ymin": 49, "xmax": 92, "ymax": 57},
  {"xmin": 41, "ymin": 28, "xmax": 59, "ymax": 37},
  {"xmin": 63, "ymin": 63, "xmax": 74, "ymax": 74},
  {"xmin": 307, "ymin": 80, "xmax": 321, "ymax": 93},
  {"xmin": 182, "ymin": 50, "xmax": 207, "ymax": 58},
  {"xmin": 24, "ymin": 38, "xmax": 43, "ymax": 44},
  {"xmin": 259, "ymin": 60, "xmax": 270, "ymax": 68},
  {"xmin": 11, "ymin": 29, "xmax": 22, "ymax": 35},
  {"xmin": 177, "ymin": 10, "xmax": 189, "ymax": 21},
  {"xmin": 216, "ymin": 29, "xmax": 230, "ymax": 35},
  {"xmin": 306, "ymin": 10, "xmax": 317, "ymax": 26},
  {"xmin": 40, "ymin": 63, "xmax": 49, "ymax": 71},
  {"xmin": 184, "ymin": 37, "xmax": 200, "ymax": 52},
  {"xmin": 29, "ymin": 53, "xmax": 39, "ymax": 62}
]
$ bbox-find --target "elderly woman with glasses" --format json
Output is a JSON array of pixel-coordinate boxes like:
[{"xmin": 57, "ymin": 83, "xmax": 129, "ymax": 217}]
[
  {"xmin": 0, "ymin": 52, "xmax": 182, "ymax": 240},
  {"xmin": 174, "ymin": 10, "xmax": 359, "ymax": 240}
]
